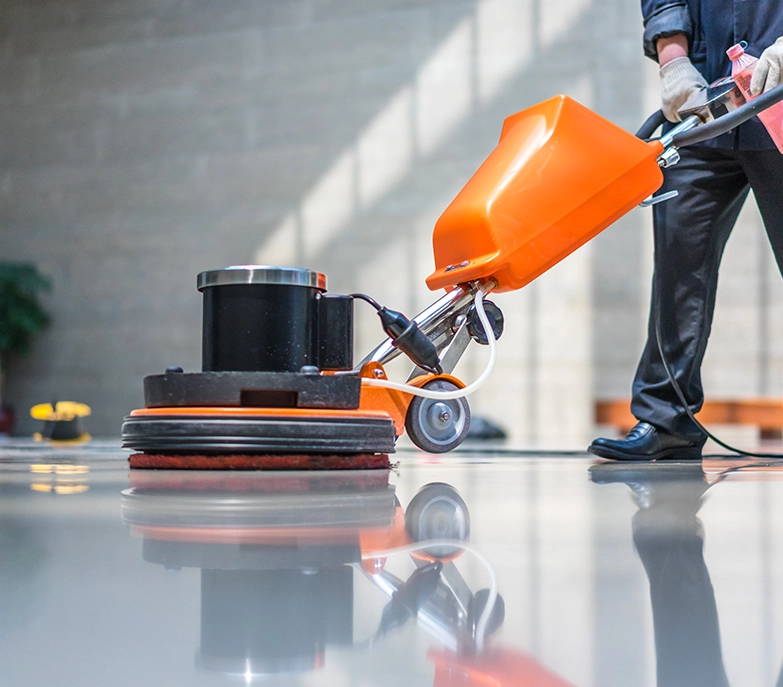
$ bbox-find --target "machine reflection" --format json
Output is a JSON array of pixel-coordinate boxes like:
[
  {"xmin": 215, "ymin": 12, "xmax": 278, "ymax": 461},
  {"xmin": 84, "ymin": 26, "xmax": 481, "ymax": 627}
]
[{"xmin": 120, "ymin": 470, "xmax": 574, "ymax": 685}]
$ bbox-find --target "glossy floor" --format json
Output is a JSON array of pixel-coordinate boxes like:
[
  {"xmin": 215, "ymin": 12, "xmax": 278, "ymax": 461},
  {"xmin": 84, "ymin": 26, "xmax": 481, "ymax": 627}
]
[{"xmin": 2, "ymin": 442, "xmax": 783, "ymax": 686}]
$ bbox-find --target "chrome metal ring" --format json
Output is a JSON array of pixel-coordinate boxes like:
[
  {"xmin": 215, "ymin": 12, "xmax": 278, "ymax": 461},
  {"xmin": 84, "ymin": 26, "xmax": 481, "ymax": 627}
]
[{"xmin": 197, "ymin": 265, "xmax": 327, "ymax": 291}]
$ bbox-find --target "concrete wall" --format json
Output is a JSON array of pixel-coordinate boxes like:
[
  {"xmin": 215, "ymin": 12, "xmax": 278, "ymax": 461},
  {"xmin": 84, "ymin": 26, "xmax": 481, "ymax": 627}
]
[{"xmin": 2, "ymin": 0, "xmax": 782, "ymax": 444}]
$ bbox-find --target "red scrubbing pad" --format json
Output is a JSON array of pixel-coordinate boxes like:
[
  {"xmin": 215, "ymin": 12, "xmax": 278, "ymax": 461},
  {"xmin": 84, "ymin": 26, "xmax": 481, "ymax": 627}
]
[{"xmin": 128, "ymin": 453, "xmax": 390, "ymax": 470}]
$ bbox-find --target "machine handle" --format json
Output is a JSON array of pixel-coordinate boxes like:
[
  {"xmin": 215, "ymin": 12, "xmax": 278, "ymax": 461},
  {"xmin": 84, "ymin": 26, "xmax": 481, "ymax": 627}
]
[
  {"xmin": 636, "ymin": 109, "xmax": 667, "ymax": 139},
  {"xmin": 673, "ymin": 81, "xmax": 783, "ymax": 147},
  {"xmin": 636, "ymin": 82, "xmax": 783, "ymax": 146}
]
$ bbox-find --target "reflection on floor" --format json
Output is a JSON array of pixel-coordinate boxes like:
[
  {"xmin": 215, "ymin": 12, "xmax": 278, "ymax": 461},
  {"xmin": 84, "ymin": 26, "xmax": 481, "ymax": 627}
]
[{"xmin": 2, "ymin": 443, "xmax": 783, "ymax": 686}]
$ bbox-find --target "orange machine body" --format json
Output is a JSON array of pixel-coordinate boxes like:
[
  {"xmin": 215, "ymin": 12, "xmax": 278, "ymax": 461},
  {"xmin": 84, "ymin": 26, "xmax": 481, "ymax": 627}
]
[
  {"xmin": 130, "ymin": 366, "xmax": 464, "ymax": 439},
  {"xmin": 429, "ymin": 647, "xmax": 577, "ymax": 687},
  {"xmin": 426, "ymin": 95, "xmax": 665, "ymax": 293}
]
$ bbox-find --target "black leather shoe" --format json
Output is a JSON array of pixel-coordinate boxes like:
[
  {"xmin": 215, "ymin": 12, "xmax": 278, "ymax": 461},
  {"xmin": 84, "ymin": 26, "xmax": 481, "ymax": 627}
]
[{"xmin": 588, "ymin": 422, "xmax": 703, "ymax": 461}]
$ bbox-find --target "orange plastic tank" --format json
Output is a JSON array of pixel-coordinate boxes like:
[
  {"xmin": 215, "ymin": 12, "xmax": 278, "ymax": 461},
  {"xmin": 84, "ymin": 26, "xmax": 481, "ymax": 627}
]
[{"xmin": 426, "ymin": 95, "xmax": 665, "ymax": 293}]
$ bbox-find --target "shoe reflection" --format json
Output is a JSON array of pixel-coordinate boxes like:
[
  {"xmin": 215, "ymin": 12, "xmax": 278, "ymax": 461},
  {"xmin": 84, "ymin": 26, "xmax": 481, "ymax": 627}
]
[
  {"xmin": 590, "ymin": 460, "xmax": 731, "ymax": 687},
  {"xmin": 121, "ymin": 470, "xmax": 573, "ymax": 685}
]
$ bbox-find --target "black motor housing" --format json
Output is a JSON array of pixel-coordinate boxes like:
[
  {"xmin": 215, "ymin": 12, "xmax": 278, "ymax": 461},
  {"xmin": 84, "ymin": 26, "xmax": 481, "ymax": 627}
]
[
  {"xmin": 198, "ymin": 266, "xmax": 353, "ymax": 372},
  {"xmin": 121, "ymin": 266, "xmax": 400, "ymax": 456}
]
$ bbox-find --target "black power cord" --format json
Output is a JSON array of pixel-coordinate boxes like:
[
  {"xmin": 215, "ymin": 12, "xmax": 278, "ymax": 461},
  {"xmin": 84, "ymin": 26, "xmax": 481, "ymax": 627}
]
[
  {"xmin": 654, "ymin": 306, "xmax": 783, "ymax": 458},
  {"xmin": 350, "ymin": 293, "xmax": 443, "ymax": 374}
]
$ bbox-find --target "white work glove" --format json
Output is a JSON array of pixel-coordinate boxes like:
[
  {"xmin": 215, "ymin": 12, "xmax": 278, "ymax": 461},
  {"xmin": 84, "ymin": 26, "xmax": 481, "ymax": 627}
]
[
  {"xmin": 751, "ymin": 37, "xmax": 783, "ymax": 95},
  {"xmin": 659, "ymin": 57, "xmax": 708, "ymax": 122}
]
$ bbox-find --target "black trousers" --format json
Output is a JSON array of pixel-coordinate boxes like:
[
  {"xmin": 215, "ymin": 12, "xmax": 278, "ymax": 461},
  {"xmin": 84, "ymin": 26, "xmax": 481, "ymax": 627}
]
[{"xmin": 631, "ymin": 145, "xmax": 783, "ymax": 439}]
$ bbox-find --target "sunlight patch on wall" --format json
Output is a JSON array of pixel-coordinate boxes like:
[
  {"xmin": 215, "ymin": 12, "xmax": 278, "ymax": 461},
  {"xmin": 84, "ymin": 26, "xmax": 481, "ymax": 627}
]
[
  {"xmin": 358, "ymin": 86, "xmax": 415, "ymax": 207},
  {"xmin": 301, "ymin": 150, "xmax": 355, "ymax": 257},
  {"xmin": 255, "ymin": 0, "xmax": 543, "ymax": 268},
  {"xmin": 540, "ymin": 0, "xmax": 590, "ymax": 46},
  {"xmin": 415, "ymin": 18, "xmax": 473, "ymax": 156},
  {"xmin": 258, "ymin": 211, "xmax": 297, "ymax": 265},
  {"xmin": 476, "ymin": 0, "xmax": 534, "ymax": 103}
]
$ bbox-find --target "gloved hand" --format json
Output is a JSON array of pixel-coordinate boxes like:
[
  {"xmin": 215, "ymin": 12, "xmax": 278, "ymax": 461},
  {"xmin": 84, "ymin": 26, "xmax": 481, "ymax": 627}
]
[
  {"xmin": 751, "ymin": 37, "xmax": 783, "ymax": 95},
  {"xmin": 659, "ymin": 57, "xmax": 708, "ymax": 122}
]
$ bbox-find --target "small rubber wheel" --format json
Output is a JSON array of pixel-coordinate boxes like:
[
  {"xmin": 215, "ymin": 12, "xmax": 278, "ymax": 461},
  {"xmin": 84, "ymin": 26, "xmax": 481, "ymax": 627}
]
[
  {"xmin": 405, "ymin": 379, "xmax": 470, "ymax": 453},
  {"xmin": 468, "ymin": 589, "xmax": 505, "ymax": 638},
  {"xmin": 405, "ymin": 482, "xmax": 470, "ymax": 560},
  {"xmin": 466, "ymin": 300, "xmax": 504, "ymax": 345}
]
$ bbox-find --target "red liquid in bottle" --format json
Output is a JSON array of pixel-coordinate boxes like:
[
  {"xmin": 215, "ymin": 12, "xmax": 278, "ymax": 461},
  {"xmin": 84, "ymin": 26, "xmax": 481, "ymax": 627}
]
[{"xmin": 727, "ymin": 42, "xmax": 783, "ymax": 153}]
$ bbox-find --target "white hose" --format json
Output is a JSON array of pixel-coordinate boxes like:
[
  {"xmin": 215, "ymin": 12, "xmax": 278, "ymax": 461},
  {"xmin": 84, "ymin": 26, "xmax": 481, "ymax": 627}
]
[
  {"xmin": 362, "ymin": 286, "xmax": 497, "ymax": 400},
  {"xmin": 361, "ymin": 539, "xmax": 498, "ymax": 653}
]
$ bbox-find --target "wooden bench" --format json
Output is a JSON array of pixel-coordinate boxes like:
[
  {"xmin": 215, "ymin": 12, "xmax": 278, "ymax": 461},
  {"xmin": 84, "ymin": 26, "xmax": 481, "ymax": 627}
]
[{"xmin": 596, "ymin": 399, "xmax": 783, "ymax": 439}]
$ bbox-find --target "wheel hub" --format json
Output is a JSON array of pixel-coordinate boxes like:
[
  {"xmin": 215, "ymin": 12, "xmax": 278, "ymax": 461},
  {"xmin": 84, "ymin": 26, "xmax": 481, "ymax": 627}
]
[
  {"xmin": 420, "ymin": 398, "xmax": 464, "ymax": 444},
  {"xmin": 429, "ymin": 402, "xmax": 453, "ymax": 429}
]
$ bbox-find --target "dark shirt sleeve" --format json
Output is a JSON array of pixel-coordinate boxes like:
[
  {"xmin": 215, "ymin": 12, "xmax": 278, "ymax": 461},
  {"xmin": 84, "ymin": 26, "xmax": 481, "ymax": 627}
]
[{"xmin": 641, "ymin": 1, "xmax": 693, "ymax": 61}]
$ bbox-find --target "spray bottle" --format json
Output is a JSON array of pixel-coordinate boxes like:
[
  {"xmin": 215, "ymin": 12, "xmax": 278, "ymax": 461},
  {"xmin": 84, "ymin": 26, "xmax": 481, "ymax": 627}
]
[{"xmin": 727, "ymin": 42, "xmax": 783, "ymax": 153}]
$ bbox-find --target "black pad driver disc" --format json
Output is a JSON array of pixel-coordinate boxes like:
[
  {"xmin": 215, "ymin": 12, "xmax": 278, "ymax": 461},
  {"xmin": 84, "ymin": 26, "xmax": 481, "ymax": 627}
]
[{"xmin": 122, "ymin": 413, "xmax": 396, "ymax": 455}]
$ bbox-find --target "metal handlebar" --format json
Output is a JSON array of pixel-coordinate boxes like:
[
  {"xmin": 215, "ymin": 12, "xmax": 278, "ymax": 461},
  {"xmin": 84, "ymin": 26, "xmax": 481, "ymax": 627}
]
[
  {"xmin": 672, "ymin": 81, "xmax": 783, "ymax": 147},
  {"xmin": 638, "ymin": 82, "xmax": 783, "ymax": 147}
]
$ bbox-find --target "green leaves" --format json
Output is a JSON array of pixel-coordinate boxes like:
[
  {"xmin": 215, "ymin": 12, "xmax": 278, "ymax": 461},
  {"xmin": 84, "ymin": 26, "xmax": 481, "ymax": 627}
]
[{"xmin": 0, "ymin": 263, "xmax": 52, "ymax": 357}]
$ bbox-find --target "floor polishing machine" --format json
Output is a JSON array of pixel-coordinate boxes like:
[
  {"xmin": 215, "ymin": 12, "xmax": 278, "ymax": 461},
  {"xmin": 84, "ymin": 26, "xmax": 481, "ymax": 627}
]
[{"xmin": 123, "ymin": 81, "xmax": 783, "ymax": 469}]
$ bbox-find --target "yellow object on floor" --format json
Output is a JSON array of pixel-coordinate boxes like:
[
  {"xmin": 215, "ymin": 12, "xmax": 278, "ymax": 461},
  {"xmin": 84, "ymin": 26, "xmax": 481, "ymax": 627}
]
[{"xmin": 30, "ymin": 401, "xmax": 91, "ymax": 443}]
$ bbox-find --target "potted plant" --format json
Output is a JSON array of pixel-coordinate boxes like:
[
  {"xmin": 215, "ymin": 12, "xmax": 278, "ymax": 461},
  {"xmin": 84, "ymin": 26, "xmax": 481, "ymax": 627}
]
[{"xmin": 0, "ymin": 263, "xmax": 51, "ymax": 434}]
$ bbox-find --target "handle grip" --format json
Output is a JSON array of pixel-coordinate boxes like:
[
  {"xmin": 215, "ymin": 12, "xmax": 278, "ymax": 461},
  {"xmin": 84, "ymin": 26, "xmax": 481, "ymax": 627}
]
[
  {"xmin": 636, "ymin": 82, "xmax": 783, "ymax": 147},
  {"xmin": 635, "ymin": 109, "xmax": 667, "ymax": 139},
  {"xmin": 672, "ymin": 81, "xmax": 783, "ymax": 147}
]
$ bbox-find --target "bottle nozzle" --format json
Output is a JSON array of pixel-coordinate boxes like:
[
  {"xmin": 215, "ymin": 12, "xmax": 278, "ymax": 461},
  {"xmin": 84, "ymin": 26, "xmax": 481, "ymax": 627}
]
[{"xmin": 727, "ymin": 43, "xmax": 745, "ymax": 60}]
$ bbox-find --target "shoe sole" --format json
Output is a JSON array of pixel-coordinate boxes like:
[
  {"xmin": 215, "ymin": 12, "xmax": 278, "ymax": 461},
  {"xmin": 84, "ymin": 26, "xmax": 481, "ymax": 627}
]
[{"xmin": 587, "ymin": 443, "xmax": 702, "ymax": 462}]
